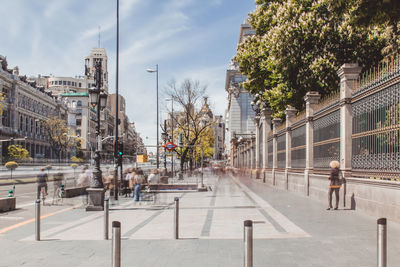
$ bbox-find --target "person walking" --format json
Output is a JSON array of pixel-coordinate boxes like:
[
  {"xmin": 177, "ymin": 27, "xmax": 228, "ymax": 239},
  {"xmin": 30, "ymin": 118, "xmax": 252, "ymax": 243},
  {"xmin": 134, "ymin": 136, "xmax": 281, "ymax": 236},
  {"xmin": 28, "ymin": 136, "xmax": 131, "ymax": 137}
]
[
  {"xmin": 133, "ymin": 169, "xmax": 146, "ymax": 202},
  {"xmin": 123, "ymin": 168, "xmax": 132, "ymax": 197},
  {"xmin": 36, "ymin": 167, "xmax": 48, "ymax": 200},
  {"xmin": 327, "ymin": 160, "xmax": 341, "ymax": 210}
]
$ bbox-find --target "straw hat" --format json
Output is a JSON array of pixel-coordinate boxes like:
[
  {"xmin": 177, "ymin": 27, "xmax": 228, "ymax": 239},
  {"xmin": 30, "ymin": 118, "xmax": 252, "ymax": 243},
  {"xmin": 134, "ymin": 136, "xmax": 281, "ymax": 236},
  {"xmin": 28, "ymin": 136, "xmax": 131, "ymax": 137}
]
[{"xmin": 330, "ymin": 160, "xmax": 340, "ymax": 169}]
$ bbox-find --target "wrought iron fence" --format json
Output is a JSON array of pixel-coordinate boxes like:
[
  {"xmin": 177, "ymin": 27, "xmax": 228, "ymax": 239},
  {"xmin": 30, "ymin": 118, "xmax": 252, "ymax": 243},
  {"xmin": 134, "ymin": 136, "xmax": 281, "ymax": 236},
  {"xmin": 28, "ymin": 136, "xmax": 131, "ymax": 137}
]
[
  {"xmin": 267, "ymin": 138, "xmax": 273, "ymax": 167},
  {"xmin": 277, "ymin": 134, "xmax": 286, "ymax": 168},
  {"xmin": 313, "ymin": 110, "xmax": 340, "ymax": 169},
  {"xmin": 291, "ymin": 124, "xmax": 306, "ymax": 168},
  {"xmin": 352, "ymin": 82, "xmax": 400, "ymax": 172}
]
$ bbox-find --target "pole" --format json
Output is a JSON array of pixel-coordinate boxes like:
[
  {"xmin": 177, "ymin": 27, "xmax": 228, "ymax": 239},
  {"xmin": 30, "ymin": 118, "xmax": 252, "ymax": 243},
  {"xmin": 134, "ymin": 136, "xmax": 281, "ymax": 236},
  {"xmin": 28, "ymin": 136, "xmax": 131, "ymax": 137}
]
[
  {"xmin": 377, "ymin": 218, "xmax": 387, "ymax": 267},
  {"xmin": 90, "ymin": 61, "xmax": 104, "ymax": 188},
  {"xmin": 112, "ymin": 221, "xmax": 121, "ymax": 267},
  {"xmin": 164, "ymin": 120, "xmax": 167, "ymax": 171},
  {"xmin": 156, "ymin": 64, "xmax": 159, "ymax": 169},
  {"xmin": 35, "ymin": 199, "xmax": 40, "ymax": 241},
  {"xmin": 201, "ymin": 148, "xmax": 204, "ymax": 188},
  {"xmin": 104, "ymin": 198, "xmax": 109, "ymax": 240},
  {"xmin": 171, "ymin": 99, "xmax": 174, "ymax": 177},
  {"xmin": 113, "ymin": 0, "xmax": 119, "ymax": 200},
  {"xmin": 244, "ymin": 220, "xmax": 253, "ymax": 267},
  {"xmin": 174, "ymin": 197, "xmax": 179, "ymax": 239}
]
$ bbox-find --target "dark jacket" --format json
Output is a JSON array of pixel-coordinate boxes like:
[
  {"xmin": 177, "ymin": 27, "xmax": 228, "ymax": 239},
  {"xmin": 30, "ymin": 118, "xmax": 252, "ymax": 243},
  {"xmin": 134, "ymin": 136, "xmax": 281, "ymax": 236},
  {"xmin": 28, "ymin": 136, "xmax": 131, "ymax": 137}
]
[
  {"xmin": 37, "ymin": 172, "xmax": 48, "ymax": 184},
  {"xmin": 329, "ymin": 168, "xmax": 340, "ymax": 186}
]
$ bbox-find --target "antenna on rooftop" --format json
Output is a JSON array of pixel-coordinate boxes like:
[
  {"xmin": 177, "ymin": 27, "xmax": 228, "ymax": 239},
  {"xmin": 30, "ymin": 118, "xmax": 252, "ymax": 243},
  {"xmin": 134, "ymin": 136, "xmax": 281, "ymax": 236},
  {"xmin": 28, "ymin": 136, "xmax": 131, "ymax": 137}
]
[{"xmin": 98, "ymin": 26, "xmax": 101, "ymax": 47}]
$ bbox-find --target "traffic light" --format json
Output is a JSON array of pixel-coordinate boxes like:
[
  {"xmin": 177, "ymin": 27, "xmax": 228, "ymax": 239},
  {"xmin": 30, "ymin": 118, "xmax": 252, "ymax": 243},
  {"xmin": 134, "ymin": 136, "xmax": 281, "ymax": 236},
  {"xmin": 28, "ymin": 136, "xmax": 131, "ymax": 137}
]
[{"xmin": 118, "ymin": 141, "xmax": 123, "ymax": 156}]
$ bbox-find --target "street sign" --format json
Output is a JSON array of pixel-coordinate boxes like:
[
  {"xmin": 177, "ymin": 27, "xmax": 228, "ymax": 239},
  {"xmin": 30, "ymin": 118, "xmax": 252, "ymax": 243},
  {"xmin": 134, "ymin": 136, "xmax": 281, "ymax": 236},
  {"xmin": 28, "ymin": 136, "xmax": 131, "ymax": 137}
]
[{"xmin": 163, "ymin": 142, "xmax": 177, "ymax": 151}]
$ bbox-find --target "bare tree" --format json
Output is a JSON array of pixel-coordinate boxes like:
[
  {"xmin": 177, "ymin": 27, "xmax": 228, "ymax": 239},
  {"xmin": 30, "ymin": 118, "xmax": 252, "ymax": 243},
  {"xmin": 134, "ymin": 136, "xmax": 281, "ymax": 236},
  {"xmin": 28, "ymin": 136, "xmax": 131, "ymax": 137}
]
[{"xmin": 165, "ymin": 79, "xmax": 215, "ymax": 172}]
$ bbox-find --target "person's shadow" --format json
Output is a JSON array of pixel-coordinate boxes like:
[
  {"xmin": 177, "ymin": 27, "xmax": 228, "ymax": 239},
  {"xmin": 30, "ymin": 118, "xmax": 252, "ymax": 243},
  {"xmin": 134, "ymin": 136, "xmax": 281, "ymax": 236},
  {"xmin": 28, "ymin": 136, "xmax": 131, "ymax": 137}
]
[{"xmin": 350, "ymin": 193, "xmax": 356, "ymax": 210}]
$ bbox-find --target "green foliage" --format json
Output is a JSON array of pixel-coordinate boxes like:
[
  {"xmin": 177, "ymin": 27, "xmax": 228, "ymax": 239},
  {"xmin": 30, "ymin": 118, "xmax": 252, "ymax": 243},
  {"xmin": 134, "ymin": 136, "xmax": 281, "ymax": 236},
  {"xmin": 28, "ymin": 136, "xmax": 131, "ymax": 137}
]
[
  {"xmin": 71, "ymin": 156, "xmax": 83, "ymax": 163},
  {"xmin": 5, "ymin": 161, "xmax": 18, "ymax": 170},
  {"xmin": 0, "ymin": 92, "xmax": 4, "ymax": 116},
  {"xmin": 8, "ymin": 145, "xmax": 30, "ymax": 161},
  {"xmin": 236, "ymin": 0, "xmax": 388, "ymax": 116}
]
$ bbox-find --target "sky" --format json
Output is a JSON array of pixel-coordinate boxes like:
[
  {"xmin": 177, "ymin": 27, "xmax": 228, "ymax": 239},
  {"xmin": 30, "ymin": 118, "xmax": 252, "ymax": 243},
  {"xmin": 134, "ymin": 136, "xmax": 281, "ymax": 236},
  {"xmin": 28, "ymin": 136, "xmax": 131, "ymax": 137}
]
[{"xmin": 0, "ymin": 0, "xmax": 256, "ymax": 149}]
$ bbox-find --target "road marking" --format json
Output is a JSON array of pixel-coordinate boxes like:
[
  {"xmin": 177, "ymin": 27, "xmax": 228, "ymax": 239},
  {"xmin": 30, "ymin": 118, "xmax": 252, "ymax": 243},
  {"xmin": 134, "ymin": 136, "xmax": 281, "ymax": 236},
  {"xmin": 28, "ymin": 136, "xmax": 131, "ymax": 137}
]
[
  {"xmin": 0, "ymin": 216, "xmax": 24, "ymax": 220},
  {"xmin": 0, "ymin": 205, "xmax": 80, "ymax": 234},
  {"xmin": 231, "ymin": 176, "xmax": 310, "ymax": 238}
]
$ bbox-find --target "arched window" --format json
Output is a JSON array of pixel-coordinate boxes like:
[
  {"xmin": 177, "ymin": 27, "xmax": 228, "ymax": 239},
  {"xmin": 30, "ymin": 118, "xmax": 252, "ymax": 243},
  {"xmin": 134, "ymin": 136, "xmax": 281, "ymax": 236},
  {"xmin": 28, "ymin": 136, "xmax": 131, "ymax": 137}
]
[{"xmin": 77, "ymin": 100, "xmax": 82, "ymax": 107}]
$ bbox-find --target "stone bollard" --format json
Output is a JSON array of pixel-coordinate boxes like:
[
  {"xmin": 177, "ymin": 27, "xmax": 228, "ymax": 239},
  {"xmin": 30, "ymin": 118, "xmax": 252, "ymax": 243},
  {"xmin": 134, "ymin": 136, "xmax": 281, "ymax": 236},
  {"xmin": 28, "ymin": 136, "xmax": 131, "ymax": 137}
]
[
  {"xmin": 35, "ymin": 199, "xmax": 40, "ymax": 241},
  {"xmin": 377, "ymin": 218, "xmax": 387, "ymax": 267},
  {"xmin": 174, "ymin": 197, "xmax": 179, "ymax": 239},
  {"xmin": 104, "ymin": 198, "xmax": 109, "ymax": 240},
  {"xmin": 112, "ymin": 221, "xmax": 121, "ymax": 267},
  {"xmin": 244, "ymin": 220, "xmax": 253, "ymax": 267}
]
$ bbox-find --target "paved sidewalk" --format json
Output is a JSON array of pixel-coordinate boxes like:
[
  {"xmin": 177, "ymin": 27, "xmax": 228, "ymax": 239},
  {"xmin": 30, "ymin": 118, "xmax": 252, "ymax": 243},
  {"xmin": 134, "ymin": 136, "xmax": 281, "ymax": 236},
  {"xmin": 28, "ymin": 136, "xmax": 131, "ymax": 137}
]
[{"xmin": 0, "ymin": 174, "xmax": 399, "ymax": 266}]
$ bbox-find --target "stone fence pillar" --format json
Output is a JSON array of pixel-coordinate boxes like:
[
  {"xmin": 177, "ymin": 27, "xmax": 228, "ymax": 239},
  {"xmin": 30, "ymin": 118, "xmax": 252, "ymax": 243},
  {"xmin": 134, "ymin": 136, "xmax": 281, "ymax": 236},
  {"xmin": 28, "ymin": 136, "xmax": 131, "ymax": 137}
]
[
  {"xmin": 338, "ymin": 63, "xmax": 361, "ymax": 177},
  {"xmin": 304, "ymin": 91, "xmax": 320, "ymax": 196},
  {"xmin": 254, "ymin": 117, "xmax": 260, "ymax": 170},
  {"xmin": 261, "ymin": 108, "xmax": 272, "ymax": 169},
  {"xmin": 285, "ymin": 106, "xmax": 297, "ymax": 190}
]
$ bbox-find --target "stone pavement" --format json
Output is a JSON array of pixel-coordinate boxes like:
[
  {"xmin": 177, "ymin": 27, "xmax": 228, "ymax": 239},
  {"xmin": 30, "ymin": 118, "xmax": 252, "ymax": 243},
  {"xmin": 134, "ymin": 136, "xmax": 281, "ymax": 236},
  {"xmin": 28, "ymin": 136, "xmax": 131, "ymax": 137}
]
[{"xmin": 0, "ymin": 173, "xmax": 400, "ymax": 266}]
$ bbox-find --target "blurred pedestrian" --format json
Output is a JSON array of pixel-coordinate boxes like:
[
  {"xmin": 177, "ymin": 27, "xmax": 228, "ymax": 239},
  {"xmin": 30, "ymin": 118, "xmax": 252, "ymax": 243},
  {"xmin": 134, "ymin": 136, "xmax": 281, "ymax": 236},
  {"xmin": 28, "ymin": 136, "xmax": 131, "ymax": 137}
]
[
  {"xmin": 133, "ymin": 169, "xmax": 146, "ymax": 201},
  {"xmin": 327, "ymin": 160, "xmax": 341, "ymax": 210},
  {"xmin": 123, "ymin": 168, "xmax": 132, "ymax": 197},
  {"xmin": 36, "ymin": 167, "xmax": 48, "ymax": 199}
]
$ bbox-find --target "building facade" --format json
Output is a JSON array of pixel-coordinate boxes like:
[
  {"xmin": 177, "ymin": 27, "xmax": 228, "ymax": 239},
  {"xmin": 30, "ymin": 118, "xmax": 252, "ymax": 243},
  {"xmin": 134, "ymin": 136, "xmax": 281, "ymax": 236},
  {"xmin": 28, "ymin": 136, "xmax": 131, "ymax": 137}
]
[
  {"xmin": 225, "ymin": 19, "xmax": 256, "ymax": 165},
  {"xmin": 0, "ymin": 55, "xmax": 68, "ymax": 163}
]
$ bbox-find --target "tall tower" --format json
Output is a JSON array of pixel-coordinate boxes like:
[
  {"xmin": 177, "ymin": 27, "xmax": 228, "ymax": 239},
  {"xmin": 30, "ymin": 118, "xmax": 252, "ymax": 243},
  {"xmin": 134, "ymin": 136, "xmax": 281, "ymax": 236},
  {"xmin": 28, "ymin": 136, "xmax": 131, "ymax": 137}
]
[{"xmin": 84, "ymin": 48, "xmax": 109, "ymax": 93}]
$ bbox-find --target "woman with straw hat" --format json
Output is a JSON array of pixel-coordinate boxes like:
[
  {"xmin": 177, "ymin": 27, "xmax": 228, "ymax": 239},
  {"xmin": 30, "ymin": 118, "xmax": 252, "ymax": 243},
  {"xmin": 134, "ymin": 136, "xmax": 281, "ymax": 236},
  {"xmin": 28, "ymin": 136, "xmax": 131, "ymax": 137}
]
[{"xmin": 327, "ymin": 160, "xmax": 341, "ymax": 210}]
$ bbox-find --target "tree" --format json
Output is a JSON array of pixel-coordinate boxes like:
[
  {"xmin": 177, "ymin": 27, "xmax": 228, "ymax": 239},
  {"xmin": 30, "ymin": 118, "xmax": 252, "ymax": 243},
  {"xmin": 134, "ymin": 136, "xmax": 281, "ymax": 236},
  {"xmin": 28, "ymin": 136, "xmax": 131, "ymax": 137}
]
[
  {"xmin": 165, "ymin": 79, "xmax": 215, "ymax": 171},
  {"xmin": 236, "ymin": 0, "xmax": 388, "ymax": 117},
  {"xmin": 8, "ymin": 145, "xmax": 30, "ymax": 161},
  {"xmin": 333, "ymin": 0, "xmax": 400, "ymax": 55},
  {"xmin": 42, "ymin": 116, "xmax": 74, "ymax": 162},
  {"xmin": 0, "ymin": 93, "xmax": 4, "ymax": 116}
]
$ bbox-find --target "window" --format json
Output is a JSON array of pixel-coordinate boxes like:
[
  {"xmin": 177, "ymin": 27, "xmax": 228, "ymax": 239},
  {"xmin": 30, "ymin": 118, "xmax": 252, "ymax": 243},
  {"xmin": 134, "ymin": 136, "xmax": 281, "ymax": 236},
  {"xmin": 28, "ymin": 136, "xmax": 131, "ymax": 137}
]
[
  {"xmin": 67, "ymin": 81, "xmax": 71, "ymax": 86},
  {"xmin": 76, "ymin": 119, "xmax": 82, "ymax": 126},
  {"xmin": 63, "ymin": 81, "xmax": 66, "ymax": 85},
  {"xmin": 25, "ymin": 117, "xmax": 29, "ymax": 131},
  {"xmin": 2, "ymin": 110, "xmax": 9, "ymax": 127},
  {"xmin": 77, "ymin": 100, "xmax": 82, "ymax": 107},
  {"xmin": 19, "ymin": 115, "xmax": 23, "ymax": 130},
  {"xmin": 79, "ymin": 83, "xmax": 82, "ymax": 87},
  {"xmin": 31, "ymin": 118, "xmax": 34, "ymax": 133},
  {"xmin": 76, "ymin": 130, "xmax": 81, "ymax": 136}
]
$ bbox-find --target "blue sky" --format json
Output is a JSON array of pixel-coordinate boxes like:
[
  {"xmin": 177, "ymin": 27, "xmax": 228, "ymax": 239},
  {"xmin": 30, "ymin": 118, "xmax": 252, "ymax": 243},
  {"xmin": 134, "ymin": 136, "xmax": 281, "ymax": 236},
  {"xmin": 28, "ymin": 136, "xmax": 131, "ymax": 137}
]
[{"xmin": 0, "ymin": 0, "xmax": 256, "ymax": 147}]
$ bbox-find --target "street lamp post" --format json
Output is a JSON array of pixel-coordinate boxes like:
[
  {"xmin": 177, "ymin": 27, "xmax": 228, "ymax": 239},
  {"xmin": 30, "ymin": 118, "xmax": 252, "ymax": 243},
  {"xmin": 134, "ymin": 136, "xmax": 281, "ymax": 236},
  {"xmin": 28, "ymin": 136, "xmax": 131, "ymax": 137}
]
[
  {"xmin": 146, "ymin": 64, "xmax": 159, "ymax": 169},
  {"xmin": 86, "ymin": 60, "xmax": 108, "ymax": 211}
]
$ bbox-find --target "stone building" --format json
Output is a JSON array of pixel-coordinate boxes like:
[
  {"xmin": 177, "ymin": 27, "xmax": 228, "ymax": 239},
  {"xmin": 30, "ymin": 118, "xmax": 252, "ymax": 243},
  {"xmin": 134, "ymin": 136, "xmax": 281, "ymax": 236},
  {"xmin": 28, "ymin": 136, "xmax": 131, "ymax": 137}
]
[
  {"xmin": 225, "ymin": 19, "xmax": 256, "ymax": 165},
  {"xmin": 0, "ymin": 55, "xmax": 68, "ymax": 162}
]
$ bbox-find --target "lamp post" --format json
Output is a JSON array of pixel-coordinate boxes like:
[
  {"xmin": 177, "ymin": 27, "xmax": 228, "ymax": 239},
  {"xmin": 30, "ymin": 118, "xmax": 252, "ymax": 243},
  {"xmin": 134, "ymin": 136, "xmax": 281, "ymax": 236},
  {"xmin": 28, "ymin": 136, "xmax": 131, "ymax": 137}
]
[
  {"xmin": 86, "ymin": 60, "xmax": 108, "ymax": 211},
  {"xmin": 166, "ymin": 98, "xmax": 174, "ymax": 176},
  {"xmin": 146, "ymin": 64, "xmax": 159, "ymax": 169}
]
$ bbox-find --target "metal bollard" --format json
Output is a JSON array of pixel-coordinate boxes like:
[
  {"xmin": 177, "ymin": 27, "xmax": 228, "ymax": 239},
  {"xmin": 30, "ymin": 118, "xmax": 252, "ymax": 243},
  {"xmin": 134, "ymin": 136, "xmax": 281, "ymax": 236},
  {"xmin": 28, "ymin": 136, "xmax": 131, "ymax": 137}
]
[
  {"xmin": 200, "ymin": 172, "xmax": 204, "ymax": 188},
  {"xmin": 35, "ymin": 199, "xmax": 40, "ymax": 241},
  {"xmin": 104, "ymin": 198, "xmax": 109, "ymax": 240},
  {"xmin": 244, "ymin": 220, "xmax": 253, "ymax": 267},
  {"xmin": 174, "ymin": 197, "xmax": 179, "ymax": 239},
  {"xmin": 112, "ymin": 221, "xmax": 121, "ymax": 267},
  {"xmin": 377, "ymin": 218, "xmax": 387, "ymax": 267}
]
